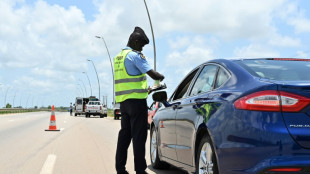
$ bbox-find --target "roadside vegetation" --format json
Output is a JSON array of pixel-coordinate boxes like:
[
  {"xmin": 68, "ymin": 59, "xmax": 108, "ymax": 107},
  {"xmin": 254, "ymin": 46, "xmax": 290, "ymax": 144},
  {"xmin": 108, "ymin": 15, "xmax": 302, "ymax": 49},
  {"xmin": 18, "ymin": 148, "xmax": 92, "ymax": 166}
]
[{"xmin": 0, "ymin": 104, "xmax": 69, "ymax": 115}]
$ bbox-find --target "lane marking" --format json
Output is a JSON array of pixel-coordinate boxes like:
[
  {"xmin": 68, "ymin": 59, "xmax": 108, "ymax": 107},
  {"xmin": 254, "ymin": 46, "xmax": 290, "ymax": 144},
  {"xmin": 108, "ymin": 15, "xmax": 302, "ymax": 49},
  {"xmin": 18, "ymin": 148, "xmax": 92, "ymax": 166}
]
[
  {"xmin": 60, "ymin": 128, "xmax": 65, "ymax": 131},
  {"xmin": 8, "ymin": 120, "xmax": 15, "ymax": 122},
  {"xmin": 40, "ymin": 154, "xmax": 57, "ymax": 174}
]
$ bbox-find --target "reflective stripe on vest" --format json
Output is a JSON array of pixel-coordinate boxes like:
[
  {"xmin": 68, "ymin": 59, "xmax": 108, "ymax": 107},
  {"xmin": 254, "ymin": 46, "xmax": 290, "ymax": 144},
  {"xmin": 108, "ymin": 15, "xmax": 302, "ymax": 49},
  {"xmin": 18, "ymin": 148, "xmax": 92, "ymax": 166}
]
[
  {"xmin": 114, "ymin": 49, "xmax": 148, "ymax": 103},
  {"xmin": 115, "ymin": 76, "xmax": 147, "ymax": 84}
]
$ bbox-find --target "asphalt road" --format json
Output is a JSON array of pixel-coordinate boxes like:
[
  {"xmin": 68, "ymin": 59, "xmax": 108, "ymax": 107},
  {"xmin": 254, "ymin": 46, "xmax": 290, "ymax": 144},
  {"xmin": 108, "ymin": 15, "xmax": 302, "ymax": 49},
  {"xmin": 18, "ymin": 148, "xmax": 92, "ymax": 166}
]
[{"xmin": 0, "ymin": 112, "xmax": 187, "ymax": 174}]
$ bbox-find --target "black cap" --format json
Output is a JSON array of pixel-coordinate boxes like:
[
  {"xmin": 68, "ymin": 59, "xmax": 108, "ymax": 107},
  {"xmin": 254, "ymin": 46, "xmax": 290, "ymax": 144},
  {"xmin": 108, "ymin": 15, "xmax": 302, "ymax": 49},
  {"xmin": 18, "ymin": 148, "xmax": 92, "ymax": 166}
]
[
  {"xmin": 131, "ymin": 26, "xmax": 149, "ymax": 45},
  {"xmin": 134, "ymin": 27, "xmax": 149, "ymax": 44}
]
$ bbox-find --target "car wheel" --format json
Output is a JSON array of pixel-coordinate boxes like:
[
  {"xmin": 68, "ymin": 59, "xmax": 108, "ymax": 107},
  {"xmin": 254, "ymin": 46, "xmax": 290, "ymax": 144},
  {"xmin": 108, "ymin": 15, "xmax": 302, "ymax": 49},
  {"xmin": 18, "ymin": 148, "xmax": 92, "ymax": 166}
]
[
  {"xmin": 196, "ymin": 136, "xmax": 218, "ymax": 174},
  {"xmin": 100, "ymin": 114, "xmax": 104, "ymax": 118},
  {"xmin": 150, "ymin": 127, "xmax": 170, "ymax": 169}
]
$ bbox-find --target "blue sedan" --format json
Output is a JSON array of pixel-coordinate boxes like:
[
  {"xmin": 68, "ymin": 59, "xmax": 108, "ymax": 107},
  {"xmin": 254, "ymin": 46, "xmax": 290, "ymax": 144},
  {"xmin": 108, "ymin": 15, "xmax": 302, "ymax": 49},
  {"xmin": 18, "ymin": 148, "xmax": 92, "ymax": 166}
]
[{"xmin": 150, "ymin": 58, "xmax": 310, "ymax": 174}]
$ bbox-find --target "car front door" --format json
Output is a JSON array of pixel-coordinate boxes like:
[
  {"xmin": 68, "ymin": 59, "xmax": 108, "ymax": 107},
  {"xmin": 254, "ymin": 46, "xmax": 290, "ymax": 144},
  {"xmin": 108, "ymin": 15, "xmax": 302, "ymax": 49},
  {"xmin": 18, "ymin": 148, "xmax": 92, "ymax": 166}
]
[
  {"xmin": 158, "ymin": 68, "xmax": 200, "ymax": 161},
  {"xmin": 175, "ymin": 64, "xmax": 219, "ymax": 166}
]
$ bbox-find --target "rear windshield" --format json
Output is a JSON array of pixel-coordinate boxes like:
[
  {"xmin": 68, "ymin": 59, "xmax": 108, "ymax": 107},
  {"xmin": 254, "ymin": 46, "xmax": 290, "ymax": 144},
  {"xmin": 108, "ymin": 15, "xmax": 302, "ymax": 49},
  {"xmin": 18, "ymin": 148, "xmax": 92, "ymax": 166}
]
[
  {"xmin": 235, "ymin": 59, "xmax": 310, "ymax": 81},
  {"xmin": 76, "ymin": 99, "xmax": 82, "ymax": 104}
]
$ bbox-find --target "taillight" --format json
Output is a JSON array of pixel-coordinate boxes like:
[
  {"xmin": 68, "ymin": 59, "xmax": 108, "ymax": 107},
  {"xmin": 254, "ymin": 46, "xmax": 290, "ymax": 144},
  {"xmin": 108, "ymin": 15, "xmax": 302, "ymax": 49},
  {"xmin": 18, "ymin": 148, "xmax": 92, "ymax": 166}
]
[
  {"xmin": 100, "ymin": 106, "xmax": 102, "ymax": 110},
  {"xmin": 234, "ymin": 90, "xmax": 310, "ymax": 112}
]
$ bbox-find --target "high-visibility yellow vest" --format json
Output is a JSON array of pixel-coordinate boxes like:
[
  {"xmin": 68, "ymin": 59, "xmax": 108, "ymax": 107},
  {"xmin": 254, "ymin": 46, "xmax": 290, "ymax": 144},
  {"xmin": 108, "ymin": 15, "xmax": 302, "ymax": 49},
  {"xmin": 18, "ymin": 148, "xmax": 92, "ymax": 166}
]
[{"xmin": 114, "ymin": 49, "xmax": 148, "ymax": 103}]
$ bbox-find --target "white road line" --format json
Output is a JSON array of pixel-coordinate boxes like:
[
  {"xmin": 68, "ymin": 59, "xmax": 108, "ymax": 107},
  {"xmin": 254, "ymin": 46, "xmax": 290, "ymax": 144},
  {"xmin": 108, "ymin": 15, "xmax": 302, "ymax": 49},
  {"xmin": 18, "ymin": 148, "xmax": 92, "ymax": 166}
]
[
  {"xmin": 8, "ymin": 120, "xmax": 15, "ymax": 122},
  {"xmin": 60, "ymin": 128, "xmax": 65, "ymax": 131},
  {"xmin": 40, "ymin": 154, "xmax": 57, "ymax": 174}
]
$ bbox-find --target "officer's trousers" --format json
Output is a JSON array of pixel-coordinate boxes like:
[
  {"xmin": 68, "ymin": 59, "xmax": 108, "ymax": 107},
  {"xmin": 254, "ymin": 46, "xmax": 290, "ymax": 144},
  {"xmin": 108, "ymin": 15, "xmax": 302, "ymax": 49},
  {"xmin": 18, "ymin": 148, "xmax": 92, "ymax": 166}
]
[{"xmin": 115, "ymin": 99, "xmax": 148, "ymax": 173}]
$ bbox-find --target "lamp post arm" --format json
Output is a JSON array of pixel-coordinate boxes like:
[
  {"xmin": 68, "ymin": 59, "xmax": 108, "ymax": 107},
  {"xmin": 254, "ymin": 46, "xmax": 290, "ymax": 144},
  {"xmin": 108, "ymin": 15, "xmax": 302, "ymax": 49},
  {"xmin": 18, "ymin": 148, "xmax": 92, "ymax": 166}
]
[
  {"xmin": 96, "ymin": 36, "xmax": 115, "ymax": 105},
  {"xmin": 143, "ymin": 0, "xmax": 156, "ymax": 71},
  {"xmin": 79, "ymin": 79, "xmax": 88, "ymax": 97},
  {"xmin": 83, "ymin": 72, "xmax": 92, "ymax": 96},
  {"xmin": 90, "ymin": 60, "xmax": 100, "ymax": 100}
]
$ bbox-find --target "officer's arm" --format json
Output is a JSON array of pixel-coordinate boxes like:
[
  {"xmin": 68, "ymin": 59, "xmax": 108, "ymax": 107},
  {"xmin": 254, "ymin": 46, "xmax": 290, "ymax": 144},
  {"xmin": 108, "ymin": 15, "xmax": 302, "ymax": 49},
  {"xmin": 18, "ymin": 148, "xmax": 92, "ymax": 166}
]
[{"xmin": 147, "ymin": 69, "xmax": 165, "ymax": 81}]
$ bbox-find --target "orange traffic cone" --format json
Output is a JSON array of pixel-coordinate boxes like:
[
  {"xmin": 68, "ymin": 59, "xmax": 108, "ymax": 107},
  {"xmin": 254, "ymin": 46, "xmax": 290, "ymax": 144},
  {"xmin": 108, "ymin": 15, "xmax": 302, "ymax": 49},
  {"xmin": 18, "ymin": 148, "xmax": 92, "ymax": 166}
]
[{"xmin": 45, "ymin": 105, "xmax": 60, "ymax": 131}]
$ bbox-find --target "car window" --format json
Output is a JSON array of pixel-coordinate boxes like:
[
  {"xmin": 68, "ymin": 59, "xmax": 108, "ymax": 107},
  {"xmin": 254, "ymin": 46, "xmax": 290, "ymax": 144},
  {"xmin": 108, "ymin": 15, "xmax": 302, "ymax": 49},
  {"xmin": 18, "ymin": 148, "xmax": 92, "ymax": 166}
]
[
  {"xmin": 215, "ymin": 68, "xmax": 229, "ymax": 88},
  {"xmin": 235, "ymin": 59, "xmax": 310, "ymax": 81},
  {"xmin": 172, "ymin": 68, "xmax": 199, "ymax": 101},
  {"xmin": 77, "ymin": 99, "xmax": 82, "ymax": 104},
  {"xmin": 190, "ymin": 65, "xmax": 218, "ymax": 96}
]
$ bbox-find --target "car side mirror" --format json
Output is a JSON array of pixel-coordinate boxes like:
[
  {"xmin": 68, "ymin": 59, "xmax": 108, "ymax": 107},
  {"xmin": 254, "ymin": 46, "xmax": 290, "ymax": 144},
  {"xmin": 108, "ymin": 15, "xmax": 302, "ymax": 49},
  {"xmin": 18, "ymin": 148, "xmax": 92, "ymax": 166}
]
[{"xmin": 152, "ymin": 91, "xmax": 167, "ymax": 103}]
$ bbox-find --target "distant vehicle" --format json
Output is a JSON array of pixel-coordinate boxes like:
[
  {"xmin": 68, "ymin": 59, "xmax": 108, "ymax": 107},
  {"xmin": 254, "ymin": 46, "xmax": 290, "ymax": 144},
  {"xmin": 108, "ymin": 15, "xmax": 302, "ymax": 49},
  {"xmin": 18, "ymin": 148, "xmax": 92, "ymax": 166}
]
[
  {"xmin": 85, "ymin": 101, "xmax": 107, "ymax": 118},
  {"xmin": 74, "ymin": 97, "xmax": 90, "ymax": 116},
  {"xmin": 150, "ymin": 58, "xmax": 310, "ymax": 174},
  {"xmin": 74, "ymin": 96, "xmax": 101, "ymax": 116},
  {"xmin": 113, "ymin": 103, "xmax": 121, "ymax": 120}
]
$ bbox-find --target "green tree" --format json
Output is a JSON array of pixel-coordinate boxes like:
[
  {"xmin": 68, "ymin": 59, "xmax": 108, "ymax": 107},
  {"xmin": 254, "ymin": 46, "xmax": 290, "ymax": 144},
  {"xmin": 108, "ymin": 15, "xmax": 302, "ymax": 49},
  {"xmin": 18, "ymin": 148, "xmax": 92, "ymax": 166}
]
[
  {"xmin": 47, "ymin": 105, "xmax": 52, "ymax": 109},
  {"xmin": 6, "ymin": 103, "xmax": 12, "ymax": 108}
]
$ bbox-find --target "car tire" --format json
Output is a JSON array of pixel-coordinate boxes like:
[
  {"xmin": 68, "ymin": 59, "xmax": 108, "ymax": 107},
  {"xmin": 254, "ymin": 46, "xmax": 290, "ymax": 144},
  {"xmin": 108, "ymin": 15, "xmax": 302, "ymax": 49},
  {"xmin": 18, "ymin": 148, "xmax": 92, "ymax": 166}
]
[
  {"xmin": 150, "ymin": 127, "xmax": 170, "ymax": 169},
  {"xmin": 100, "ymin": 114, "xmax": 104, "ymax": 118},
  {"xmin": 196, "ymin": 136, "xmax": 218, "ymax": 174},
  {"xmin": 74, "ymin": 113, "xmax": 77, "ymax": 116}
]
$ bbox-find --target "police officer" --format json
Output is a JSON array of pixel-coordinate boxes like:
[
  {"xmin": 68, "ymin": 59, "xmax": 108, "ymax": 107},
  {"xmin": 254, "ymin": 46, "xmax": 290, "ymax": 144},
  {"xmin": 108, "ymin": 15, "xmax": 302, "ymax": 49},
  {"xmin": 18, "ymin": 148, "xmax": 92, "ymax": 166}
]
[
  {"xmin": 70, "ymin": 102, "xmax": 73, "ymax": 116},
  {"xmin": 115, "ymin": 27, "xmax": 164, "ymax": 174}
]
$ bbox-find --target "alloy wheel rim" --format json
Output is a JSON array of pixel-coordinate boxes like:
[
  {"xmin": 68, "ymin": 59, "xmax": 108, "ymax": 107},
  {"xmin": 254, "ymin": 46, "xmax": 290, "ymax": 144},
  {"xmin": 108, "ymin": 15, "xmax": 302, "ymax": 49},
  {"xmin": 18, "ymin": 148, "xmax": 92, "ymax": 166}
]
[
  {"xmin": 199, "ymin": 142, "xmax": 214, "ymax": 174},
  {"xmin": 151, "ymin": 129, "xmax": 157, "ymax": 163}
]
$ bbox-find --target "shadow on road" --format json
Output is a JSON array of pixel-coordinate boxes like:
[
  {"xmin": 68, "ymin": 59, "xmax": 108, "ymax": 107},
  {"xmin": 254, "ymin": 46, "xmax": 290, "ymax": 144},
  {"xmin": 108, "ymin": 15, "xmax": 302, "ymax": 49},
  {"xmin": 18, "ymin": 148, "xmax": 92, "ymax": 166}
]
[{"xmin": 147, "ymin": 165, "xmax": 187, "ymax": 174}]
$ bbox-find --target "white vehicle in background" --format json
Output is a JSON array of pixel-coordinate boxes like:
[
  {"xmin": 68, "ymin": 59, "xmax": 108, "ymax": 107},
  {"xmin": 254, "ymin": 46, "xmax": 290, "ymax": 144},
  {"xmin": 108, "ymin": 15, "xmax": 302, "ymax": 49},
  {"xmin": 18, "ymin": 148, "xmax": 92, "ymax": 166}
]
[
  {"xmin": 85, "ymin": 101, "xmax": 107, "ymax": 118},
  {"xmin": 74, "ymin": 97, "xmax": 89, "ymax": 116}
]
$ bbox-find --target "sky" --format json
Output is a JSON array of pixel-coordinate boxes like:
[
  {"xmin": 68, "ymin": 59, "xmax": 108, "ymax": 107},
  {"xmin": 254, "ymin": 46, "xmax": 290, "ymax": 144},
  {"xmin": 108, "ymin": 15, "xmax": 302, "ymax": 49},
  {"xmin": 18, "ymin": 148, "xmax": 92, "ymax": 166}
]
[{"xmin": 0, "ymin": 0, "xmax": 310, "ymax": 108}]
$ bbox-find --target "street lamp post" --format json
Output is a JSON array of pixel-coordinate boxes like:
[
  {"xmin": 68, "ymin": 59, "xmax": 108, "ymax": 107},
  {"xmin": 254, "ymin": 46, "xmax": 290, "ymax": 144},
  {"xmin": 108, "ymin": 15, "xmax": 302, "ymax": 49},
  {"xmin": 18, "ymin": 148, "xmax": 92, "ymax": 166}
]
[
  {"xmin": 77, "ymin": 84, "xmax": 85, "ymax": 97},
  {"xmin": 13, "ymin": 90, "xmax": 17, "ymax": 108},
  {"xmin": 87, "ymin": 59, "xmax": 100, "ymax": 99},
  {"xmin": 26, "ymin": 95, "xmax": 30, "ymax": 109},
  {"xmin": 79, "ymin": 79, "xmax": 87, "ymax": 97},
  {"xmin": 95, "ymin": 36, "xmax": 115, "ymax": 105},
  {"xmin": 83, "ymin": 72, "xmax": 92, "ymax": 96},
  {"xmin": 4, "ymin": 87, "xmax": 11, "ymax": 108},
  {"xmin": 143, "ymin": 0, "xmax": 156, "ymax": 71}
]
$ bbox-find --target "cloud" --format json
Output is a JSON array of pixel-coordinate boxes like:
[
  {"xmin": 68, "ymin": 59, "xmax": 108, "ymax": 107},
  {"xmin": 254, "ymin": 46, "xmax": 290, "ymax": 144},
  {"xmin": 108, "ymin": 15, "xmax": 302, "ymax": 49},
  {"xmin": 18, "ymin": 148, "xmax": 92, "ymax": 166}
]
[
  {"xmin": 0, "ymin": 0, "xmax": 309, "ymax": 107},
  {"xmin": 276, "ymin": 1, "xmax": 310, "ymax": 33},
  {"xmin": 166, "ymin": 36, "xmax": 215, "ymax": 69},
  {"xmin": 295, "ymin": 51, "xmax": 308, "ymax": 58},
  {"xmin": 288, "ymin": 17, "xmax": 310, "ymax": 33},
  {"xmin": 268, "ymin": 34, "xmax": 301, "ymax": 47},
  {"xmin": 234, "ymin": 44, "xmax": 279, "ymax": 58}
]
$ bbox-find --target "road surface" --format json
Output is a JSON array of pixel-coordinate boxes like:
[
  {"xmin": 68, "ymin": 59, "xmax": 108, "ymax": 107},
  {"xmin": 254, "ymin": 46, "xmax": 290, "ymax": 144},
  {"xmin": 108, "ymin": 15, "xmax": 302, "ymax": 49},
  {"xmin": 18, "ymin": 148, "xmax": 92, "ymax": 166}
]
[{"xmin": 0, "ymin": 112, "xmax": 187, "ymax": 174}]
